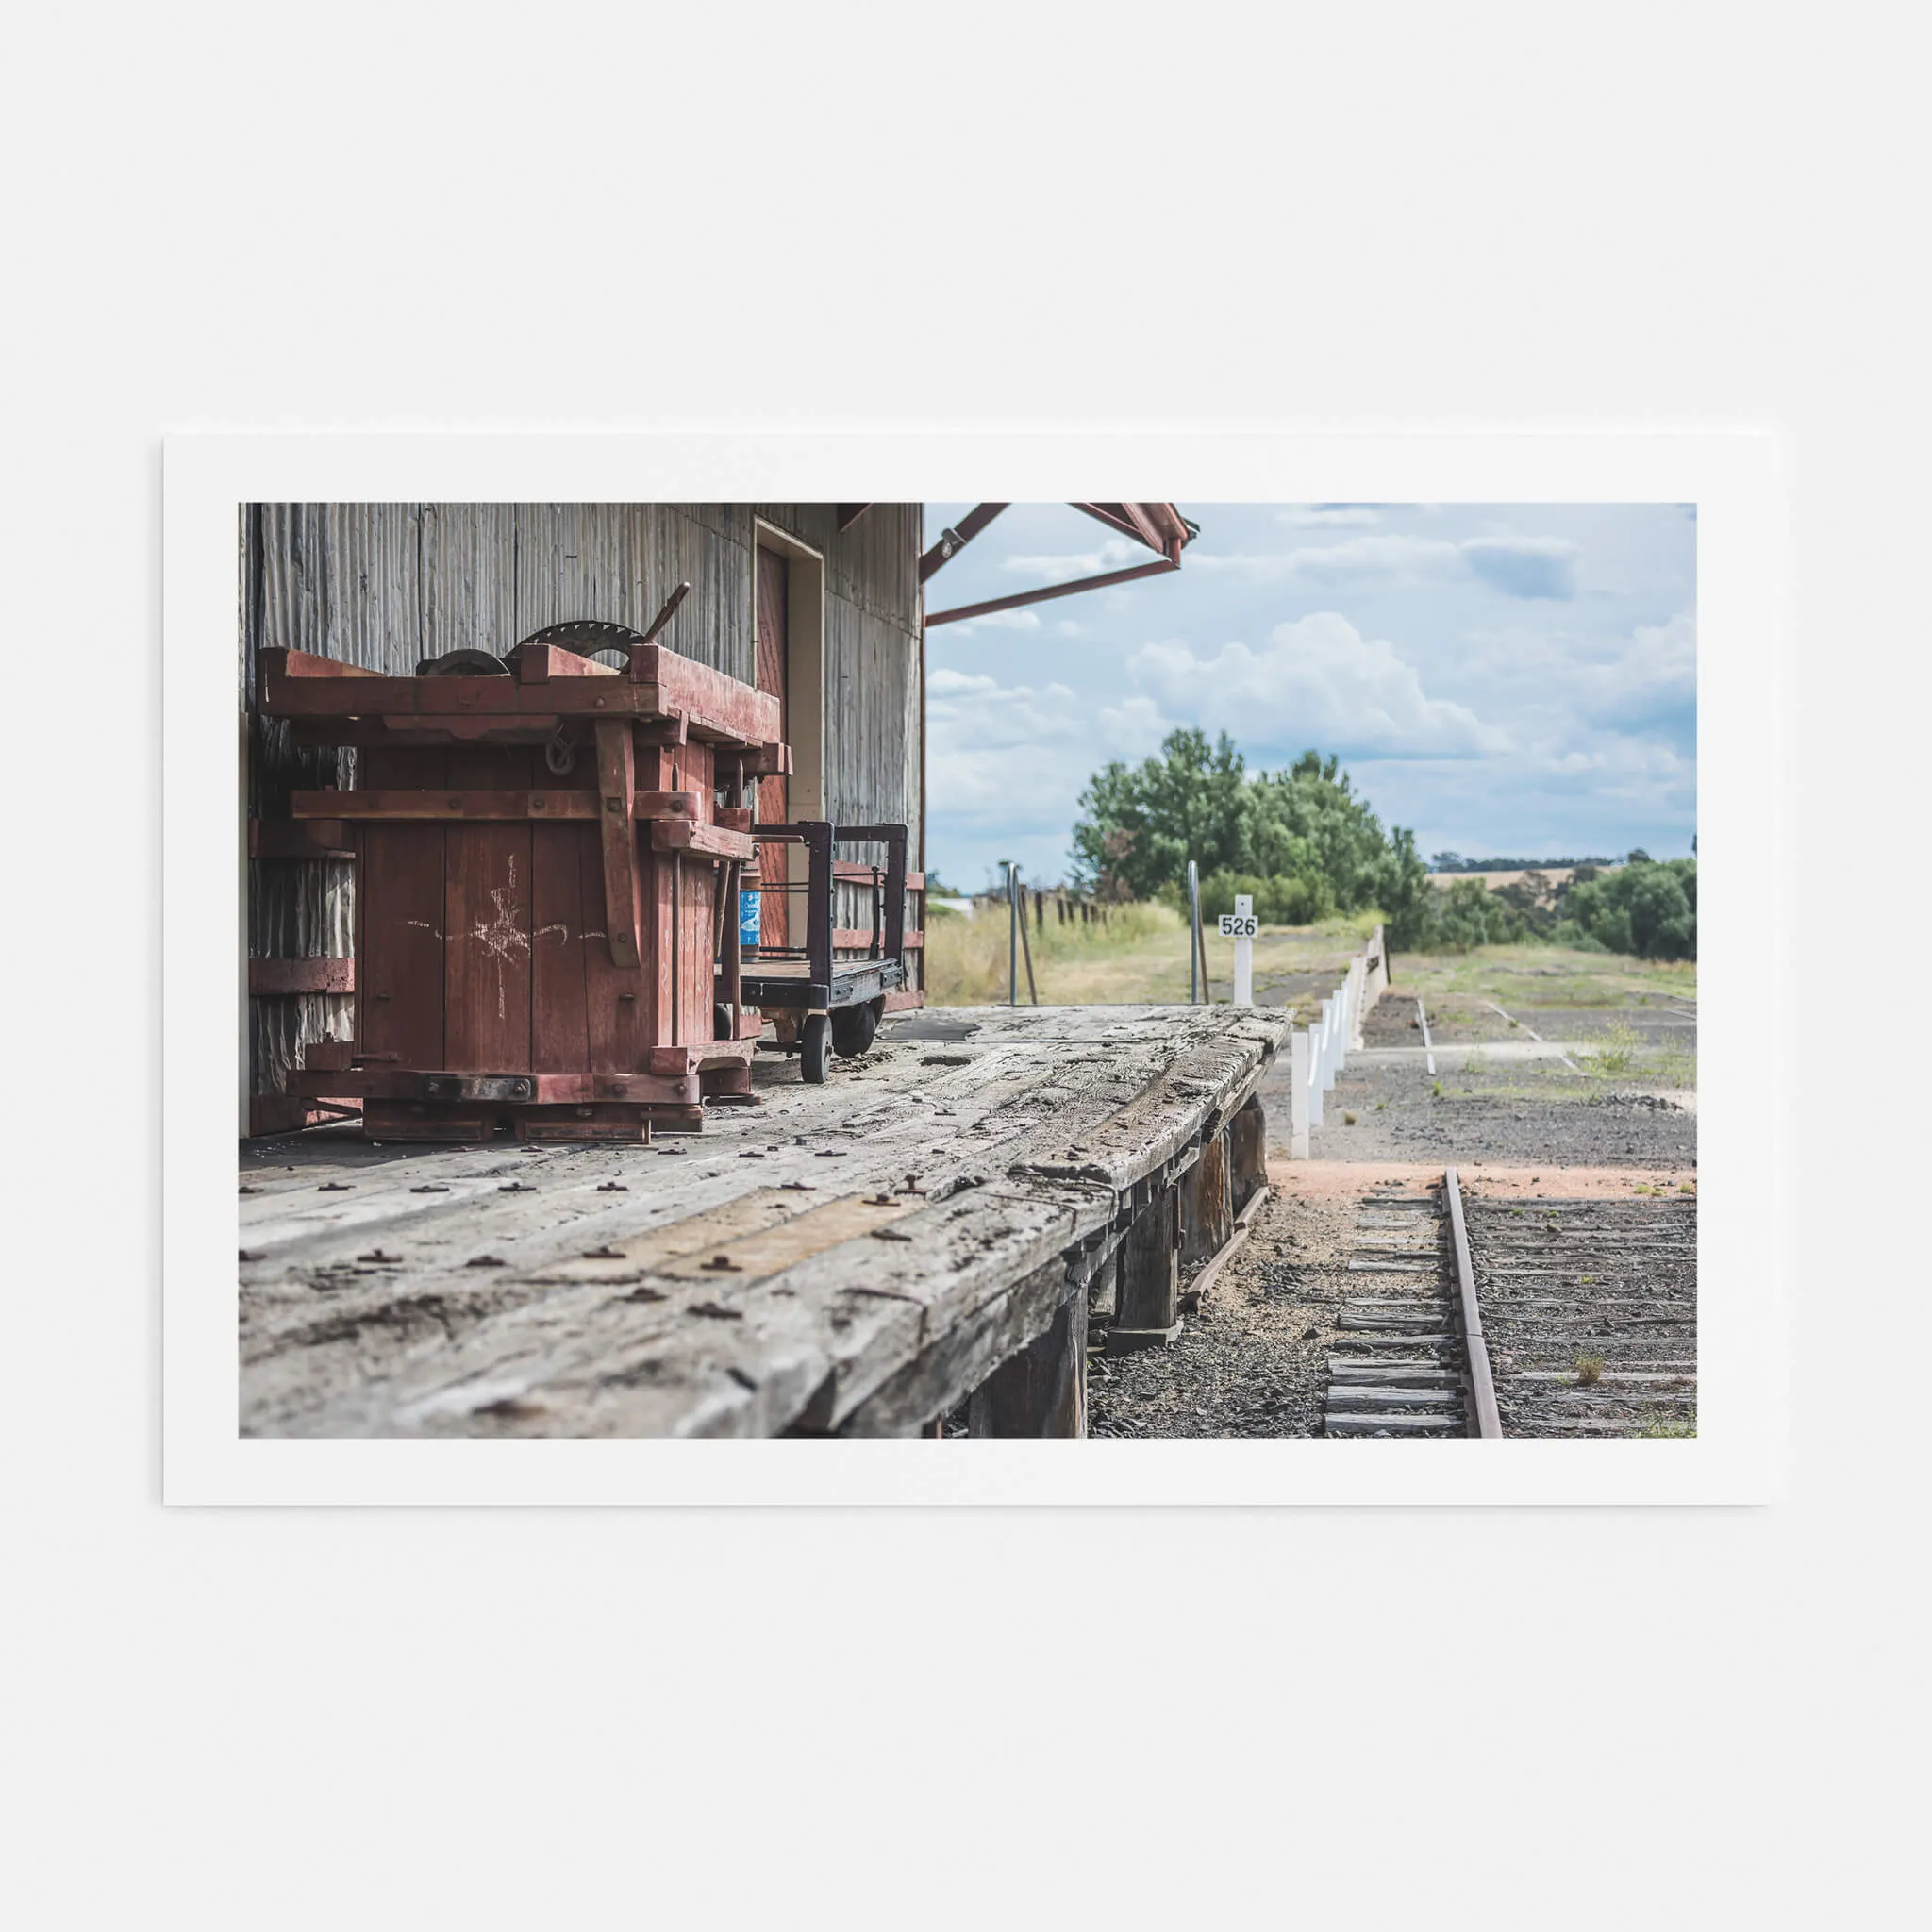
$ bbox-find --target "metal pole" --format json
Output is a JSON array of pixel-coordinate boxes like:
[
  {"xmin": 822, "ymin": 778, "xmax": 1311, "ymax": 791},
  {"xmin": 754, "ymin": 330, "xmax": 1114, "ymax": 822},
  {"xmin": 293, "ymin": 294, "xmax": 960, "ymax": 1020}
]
[
  {"xmin": 1012, "ymin": 865, "xmax": 1027, "ymax": 1012},
  {"xmin": 1187, "ymin": 859, "xmax": 1200, "ymax": 1004},
  {"xmin": 1015, "ymin": 867, "xmax": 1039, "ymax": 1005}
]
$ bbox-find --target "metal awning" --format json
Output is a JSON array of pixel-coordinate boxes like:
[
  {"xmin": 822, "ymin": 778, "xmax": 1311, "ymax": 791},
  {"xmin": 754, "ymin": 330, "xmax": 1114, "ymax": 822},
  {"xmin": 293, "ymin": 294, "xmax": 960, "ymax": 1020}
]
[{"xmin": 921, "ymin": 503, "xmax": 1198, "ymax": 627}]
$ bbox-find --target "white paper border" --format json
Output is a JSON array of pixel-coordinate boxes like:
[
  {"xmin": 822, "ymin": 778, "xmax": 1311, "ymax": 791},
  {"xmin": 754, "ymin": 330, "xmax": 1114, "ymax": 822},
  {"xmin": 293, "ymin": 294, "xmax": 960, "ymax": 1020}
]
[{"xmin": 163, "ymin": 429, "xmax": 1787, "ymax": 1505}]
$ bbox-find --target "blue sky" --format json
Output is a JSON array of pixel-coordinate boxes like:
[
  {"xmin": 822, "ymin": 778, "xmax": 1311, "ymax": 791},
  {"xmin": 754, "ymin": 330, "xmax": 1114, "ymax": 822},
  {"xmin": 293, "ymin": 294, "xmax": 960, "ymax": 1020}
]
[{"xmin": 920, "ymin": 502, "xmax": 1696, "ymax": 891}]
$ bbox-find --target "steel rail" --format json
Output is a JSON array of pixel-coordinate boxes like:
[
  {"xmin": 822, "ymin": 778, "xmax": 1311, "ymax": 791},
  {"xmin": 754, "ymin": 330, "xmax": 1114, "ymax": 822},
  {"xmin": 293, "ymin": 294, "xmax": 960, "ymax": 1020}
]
[{"xmin": 1443, "ymin": 1167, "xmax": 1505, "ymax": 1439}]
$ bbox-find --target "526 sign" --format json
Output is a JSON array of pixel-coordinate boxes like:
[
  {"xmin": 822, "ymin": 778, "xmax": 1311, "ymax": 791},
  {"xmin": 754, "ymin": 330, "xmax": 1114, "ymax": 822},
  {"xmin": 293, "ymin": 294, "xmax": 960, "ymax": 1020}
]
[{"xmin": 1217, "ymin": 894, "xmax": 1257, "ymax": 939}]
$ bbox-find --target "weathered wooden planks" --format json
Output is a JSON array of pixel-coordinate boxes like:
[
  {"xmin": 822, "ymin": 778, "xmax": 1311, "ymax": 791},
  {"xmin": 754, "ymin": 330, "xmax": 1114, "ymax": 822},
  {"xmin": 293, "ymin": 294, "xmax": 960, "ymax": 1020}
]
[{"xmin": 240, "ymin": 1005, "xmax": 1288, "ymax": 1437}]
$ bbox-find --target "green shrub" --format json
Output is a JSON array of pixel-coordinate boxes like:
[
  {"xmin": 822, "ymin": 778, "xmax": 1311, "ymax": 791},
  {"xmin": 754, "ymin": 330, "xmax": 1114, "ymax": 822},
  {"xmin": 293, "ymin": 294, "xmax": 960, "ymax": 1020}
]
[
  {"xmin": 1564, "ymin": 858, "xmax": 1696, "ymax": 960},
  {"xmin": 1198, "ymin": 869, "xmax": 1336, "ymax": 926}
]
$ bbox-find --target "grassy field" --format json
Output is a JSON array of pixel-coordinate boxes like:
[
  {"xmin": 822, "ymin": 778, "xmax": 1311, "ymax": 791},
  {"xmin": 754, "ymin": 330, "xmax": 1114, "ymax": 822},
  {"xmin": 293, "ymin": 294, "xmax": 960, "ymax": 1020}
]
[
  {"xmin": 925, "ymin": 904, "xmax": 1696, "ymax": 1094},
  {"xmin": 925, "ymin": 900, "xmax": 1202, "ymax": 1006},
  {"xmin": 1394, "ymin": 941, "xmax": 1696, "ymax": 1008},
  {"xmin": 927, "ymin": 902, "xmax": 1369, "ymax": 1007}
]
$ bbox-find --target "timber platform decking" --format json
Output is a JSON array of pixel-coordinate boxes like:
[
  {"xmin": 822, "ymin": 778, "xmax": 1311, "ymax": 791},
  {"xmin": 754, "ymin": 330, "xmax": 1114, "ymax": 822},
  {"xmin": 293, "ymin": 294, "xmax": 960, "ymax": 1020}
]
[{"xmin": 240, "ymin": 1006, "xmax": 1287, "ymax": 1438}]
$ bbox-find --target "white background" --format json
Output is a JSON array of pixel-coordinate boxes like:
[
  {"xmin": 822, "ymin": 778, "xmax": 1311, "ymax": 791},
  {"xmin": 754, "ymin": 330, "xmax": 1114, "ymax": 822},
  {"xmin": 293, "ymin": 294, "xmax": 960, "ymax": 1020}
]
[{"xmin": 4, "ymin": 4, "xmax": 1924, "ymax": 1927}]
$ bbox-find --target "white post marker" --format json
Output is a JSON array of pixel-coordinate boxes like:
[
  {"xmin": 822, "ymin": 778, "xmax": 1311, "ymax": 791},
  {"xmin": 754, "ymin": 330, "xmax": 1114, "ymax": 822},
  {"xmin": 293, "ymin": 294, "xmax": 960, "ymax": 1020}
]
[
  {"xmin": 1291, "ymin": 1027, "xmax": 1311, "ymax": 1158},
  {"xmin": 1220, "ymin": 893, "xmax": 1256, "ymax": 1007}
]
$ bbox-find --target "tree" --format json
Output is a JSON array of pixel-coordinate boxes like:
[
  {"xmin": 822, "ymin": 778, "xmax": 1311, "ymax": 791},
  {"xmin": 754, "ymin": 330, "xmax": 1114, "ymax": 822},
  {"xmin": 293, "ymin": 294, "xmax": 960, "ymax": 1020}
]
[
  {"xmin": 1563, "ymin": 858, "xmax": 1696, "ymax": 960},
  {"xmin": 1069, "ymin": 729, "xmax": 1260, "ymax": 900},
  {"xmin": 1069, "ymin": 733, "xmax": 1430, "ymax": 935},
  {"xmin": 1374, "ymin": 825, "xmax": 1435, "ymax": 950}
]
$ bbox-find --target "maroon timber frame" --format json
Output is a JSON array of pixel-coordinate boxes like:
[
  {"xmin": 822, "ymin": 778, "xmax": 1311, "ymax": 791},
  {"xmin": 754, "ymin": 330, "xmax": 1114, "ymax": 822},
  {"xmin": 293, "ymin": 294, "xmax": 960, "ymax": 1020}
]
[
  {"xmin": 255, "ymin": 638, "xmax": 791, "ymax": 1141},
  {"xmin": 922, "ymin": 502, "xmax": 1195, "ymax": 627}
]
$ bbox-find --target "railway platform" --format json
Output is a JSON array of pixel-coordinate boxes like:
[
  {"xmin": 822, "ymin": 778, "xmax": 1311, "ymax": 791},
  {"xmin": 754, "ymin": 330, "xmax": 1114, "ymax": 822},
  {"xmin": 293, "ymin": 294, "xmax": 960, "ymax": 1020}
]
[{"xmin": 240, "ymin": 1006, "xmax": 1284, "ymax": 1437}]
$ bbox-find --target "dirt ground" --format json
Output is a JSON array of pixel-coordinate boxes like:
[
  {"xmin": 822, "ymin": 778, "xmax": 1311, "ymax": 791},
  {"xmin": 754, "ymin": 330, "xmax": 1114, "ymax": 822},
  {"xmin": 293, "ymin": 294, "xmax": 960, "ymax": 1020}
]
[
  {"xmin": 1086, "ymin": 1161, "xmax": 1693, "ymax": 1439},
  {"xmin": 1308, "ymin": 974, "xmax": 1697, "ymax": 1166},
  {"xmin": 1088, "ymin": 968, "xmax": 1699, "ymax": 1440}
]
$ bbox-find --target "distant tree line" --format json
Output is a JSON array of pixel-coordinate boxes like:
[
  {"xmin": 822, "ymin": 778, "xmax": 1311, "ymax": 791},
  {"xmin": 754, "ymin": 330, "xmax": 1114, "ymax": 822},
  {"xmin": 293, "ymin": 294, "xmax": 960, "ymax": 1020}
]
[
  {"xmin": 1428, "ymin": 850, "xmax": 1617, "ymax": 873},
  {"xmin": 1068, "ymin": 730, "xmax": 1695, "ymax": 959}
]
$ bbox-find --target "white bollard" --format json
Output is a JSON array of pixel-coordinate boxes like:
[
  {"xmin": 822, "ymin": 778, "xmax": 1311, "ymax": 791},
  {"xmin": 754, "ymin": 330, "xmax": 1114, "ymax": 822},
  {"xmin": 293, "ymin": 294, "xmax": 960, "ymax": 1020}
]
[
  {"xmin": 1231, "ymin": 893, "xmax": 1254, "ymax": 1007},
  {"xmin": 1291, "ymin": 1028, "xmax": 1311, "ymax": 1157},
  {"xmin": 1307, "ymin": 1024, "xmax": 1324, "ymax": 1129}
]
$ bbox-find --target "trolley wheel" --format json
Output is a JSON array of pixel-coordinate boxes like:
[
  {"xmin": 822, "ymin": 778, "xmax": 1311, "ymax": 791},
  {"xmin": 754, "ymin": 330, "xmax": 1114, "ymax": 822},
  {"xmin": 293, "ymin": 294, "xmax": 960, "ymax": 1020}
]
[
  {"xmin": 713, "ymin": 1001, "xmax": 734, "ymax": 1041},
  {"xmin": 800, "ymin": 1013, "xmax": 832, "ymax": 1084},
  {"xmin": 830, "ymin": 1001, "xmax": 879, "ymax": 1058}
]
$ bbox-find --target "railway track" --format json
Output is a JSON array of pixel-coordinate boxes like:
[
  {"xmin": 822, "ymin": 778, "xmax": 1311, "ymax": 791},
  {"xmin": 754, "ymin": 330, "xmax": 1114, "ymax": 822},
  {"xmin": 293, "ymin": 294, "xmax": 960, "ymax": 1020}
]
[{"xmin": 1324, "ymin": 1171, "xmax": 1697, "ymax": 1439}]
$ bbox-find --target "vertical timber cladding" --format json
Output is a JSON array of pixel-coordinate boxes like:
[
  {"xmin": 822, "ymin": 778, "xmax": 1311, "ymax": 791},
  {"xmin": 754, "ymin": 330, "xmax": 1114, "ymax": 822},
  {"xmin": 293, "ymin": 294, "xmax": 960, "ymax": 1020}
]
[
  {"xmin": 243, "ymin": 502, "xmax": 925, "ymax": 1123},
  {"xmin": 752, "ymin": 503, "xmax": 926, "ymax": 997}
]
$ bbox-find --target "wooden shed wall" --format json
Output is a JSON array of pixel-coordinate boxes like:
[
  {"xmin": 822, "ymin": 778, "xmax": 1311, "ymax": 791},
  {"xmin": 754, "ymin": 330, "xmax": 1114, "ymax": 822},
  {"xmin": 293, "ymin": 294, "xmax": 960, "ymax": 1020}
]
[{"xmin": 242, "ymin": 502, "xmax": 924, "ymax": 1120}]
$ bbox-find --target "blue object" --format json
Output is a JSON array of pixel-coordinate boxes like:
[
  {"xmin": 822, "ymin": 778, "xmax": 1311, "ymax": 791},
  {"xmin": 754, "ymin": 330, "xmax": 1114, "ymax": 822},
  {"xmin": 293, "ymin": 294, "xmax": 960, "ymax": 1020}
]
[{"xmin": 740, "ymin": 888, "xmax": 762, "ymax": 955}]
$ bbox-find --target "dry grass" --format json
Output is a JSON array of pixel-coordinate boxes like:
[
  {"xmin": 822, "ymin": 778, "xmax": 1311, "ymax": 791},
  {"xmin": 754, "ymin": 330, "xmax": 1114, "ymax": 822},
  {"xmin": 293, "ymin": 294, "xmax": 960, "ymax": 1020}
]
[
  {"xmin": 1430, "ymin": 866, "xmax": 1620, "ymax": 891},
  {"xmin": 1573, "ymin": 1354, "xmax": 1606, "ymax": 1386},
  {"xmin": 924, "ymin": 900, "xmax": 1193, "ymax": 1006},
  {"xmin": 924, "ymin": 900, "xmax": 1380, "ymax": 1007}
]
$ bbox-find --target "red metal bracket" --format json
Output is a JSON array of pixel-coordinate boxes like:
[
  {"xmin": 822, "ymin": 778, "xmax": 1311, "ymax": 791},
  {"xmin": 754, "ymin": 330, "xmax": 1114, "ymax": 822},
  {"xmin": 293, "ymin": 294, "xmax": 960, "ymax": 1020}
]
[
  {"xmin": 923, "ymin": 502, "xmax": 1195, "ymax": 626},
  {"xmin": 918, "ymin": 503, "xmax": 1008, "ymax": 582},
  {"xmin": 924, "ymin": 556, "xmax": 1179, "ymax": 628}
]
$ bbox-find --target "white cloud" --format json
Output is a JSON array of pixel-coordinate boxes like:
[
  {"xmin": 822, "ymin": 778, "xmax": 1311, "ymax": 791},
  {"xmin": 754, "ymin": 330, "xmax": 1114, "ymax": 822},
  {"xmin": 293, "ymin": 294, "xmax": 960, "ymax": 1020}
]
[
  {"xmin": 1275, "ymin": 505, "xmax": 1382, "ymax": 527},
  {"xmin": 1186, "ymin": 532, "xmax": 1581, "ymax": 599},
  {"xmin": 1125, "ymin": 612, "xmax": 1508, "ymax": 758},
  {"xmin": 929, "ymin": 606, "xmax": 1041, "ymax": 638},
  {"xmin": 998, "ymin": 536, "xmax": 1144, "ymax": 584},
  {"xmin": 1448, "ymin": 609, "xmax": 1695, "ymax": 735},
  {"xmin": 924, "ymin": 669, "xmax": 1161, "ymax": 833},
  {"xmin": 928, "ymin": 667, "xmax": 997, "ymax": 696}
]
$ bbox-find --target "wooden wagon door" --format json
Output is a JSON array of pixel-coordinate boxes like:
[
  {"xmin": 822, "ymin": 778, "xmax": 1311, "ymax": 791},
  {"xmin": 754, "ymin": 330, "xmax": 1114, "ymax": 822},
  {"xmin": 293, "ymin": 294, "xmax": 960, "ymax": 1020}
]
[{"xmin": 755, "ymin": 545, "xmax": 790, "ymax": 949}]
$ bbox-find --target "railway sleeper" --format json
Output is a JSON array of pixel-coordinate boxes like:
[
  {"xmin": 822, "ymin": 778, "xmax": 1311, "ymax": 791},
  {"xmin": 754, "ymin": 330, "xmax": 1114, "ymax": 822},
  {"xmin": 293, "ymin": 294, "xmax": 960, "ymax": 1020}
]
[
  {"xmin": 1509, "ymin": 1417, "xmax": 1696, "ymax": 1436},
  {"xmin": 1491, "ymin": 1349, "xmax": 1696, "ymax": 1369},
  {"xmin": 1505, "ymin": 1383, "xmax": 1697, "ymax": 1404},
  {"xmin": 1507, "ymin": 1364, "xmax": 1696, "ymax": 1379},
  {"xmin": 1324, "ymin": 1412, "xmax": 1462, "ymax": 1436},
  {"xmin": 1328, "ymin": 1392, "xmax": 1462, "ymax": 1414},
  {"xmin": 1484, "ymin": 1315, "xmax": 1695, "ymax": 1332},
  {"xmin": 1328, "ymin": 1363, "xmax": 1461, "ymax": 1385}
]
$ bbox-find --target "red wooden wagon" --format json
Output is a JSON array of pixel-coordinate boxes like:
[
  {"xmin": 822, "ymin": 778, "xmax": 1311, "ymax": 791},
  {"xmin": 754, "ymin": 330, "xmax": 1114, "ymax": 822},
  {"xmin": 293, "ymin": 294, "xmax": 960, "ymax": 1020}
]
[{"xmin": 257, "ymin": 612, "xmax": 789, "ymax": 1141}]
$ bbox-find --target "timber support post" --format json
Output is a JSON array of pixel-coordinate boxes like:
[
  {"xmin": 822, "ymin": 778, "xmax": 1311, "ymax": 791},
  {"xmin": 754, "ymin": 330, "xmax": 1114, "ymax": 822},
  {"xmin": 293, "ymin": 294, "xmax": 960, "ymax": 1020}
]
[
  {"xmin": 1179, "ymin": 1127, "xmax": 1233, "ymax": 1268},
  {"xmin": 1087, "ymin": 1246, "xmax": 1119, "ymax": 1320},
  {"xmin": 1230, "ymin": 1096, "xmax": 1267, "ymax": 1212},
  {"xmin": 967, "ymin": 1291, "xmax": 1088, "ymax": 1437},
  {"xmin": 1108, "ymin": 1183, "xmax": 1181, "ymax": 1351}
]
